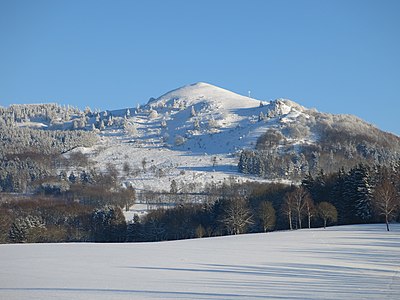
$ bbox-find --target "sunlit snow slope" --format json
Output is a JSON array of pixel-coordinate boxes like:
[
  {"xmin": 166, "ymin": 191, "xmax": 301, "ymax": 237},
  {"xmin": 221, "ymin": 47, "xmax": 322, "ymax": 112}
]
[
  {"xmin": 152, "ymin": 82, "xmax": 260, "ymax": 110},
  {"xmin": 143, "ymin": 82, "xmax": 308, "ymax": 152},
  {"xmin": 1, "ymin": 224, "xmax": 399, "ymax": 300},
  {"xmin": 57, "ymin": 82, "xmax": 399, "ymax": 195},
  {"xmin": 90, "ymin": 83, "xmax": 305, "ymax": 193}
]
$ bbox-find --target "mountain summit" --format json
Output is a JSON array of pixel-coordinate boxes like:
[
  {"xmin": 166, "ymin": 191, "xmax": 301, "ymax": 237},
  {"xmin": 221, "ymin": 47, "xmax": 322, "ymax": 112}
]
[{"xmin": 152, "ymin": 81, "xmax": 259, "ymax": 106}]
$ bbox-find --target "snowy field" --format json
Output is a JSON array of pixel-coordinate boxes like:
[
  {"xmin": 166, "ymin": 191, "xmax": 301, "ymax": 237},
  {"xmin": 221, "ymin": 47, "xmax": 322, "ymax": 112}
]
[{"xmin": 0, "ymin": 224, "xmax": 399, "ymax": 300}]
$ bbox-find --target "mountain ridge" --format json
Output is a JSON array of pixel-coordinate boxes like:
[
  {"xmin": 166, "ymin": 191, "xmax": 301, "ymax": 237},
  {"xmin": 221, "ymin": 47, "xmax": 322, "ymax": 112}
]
[{"xmin": 1, "ymin": 82, "xmax": 399, "ymax": 192}]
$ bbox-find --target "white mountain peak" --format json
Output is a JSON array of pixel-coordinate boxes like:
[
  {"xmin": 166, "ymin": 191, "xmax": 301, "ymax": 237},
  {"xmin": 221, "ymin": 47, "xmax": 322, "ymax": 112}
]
[{"xmin": 150, "ymin": 82, "xmax": 261, "ymax": 111}]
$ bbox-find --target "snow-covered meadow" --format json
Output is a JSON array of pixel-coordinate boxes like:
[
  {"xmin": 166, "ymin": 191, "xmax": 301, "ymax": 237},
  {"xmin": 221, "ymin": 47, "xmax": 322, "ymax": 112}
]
[{"xmin": 1, "ymin": 224, "xmax": 399, "ymax": 299}]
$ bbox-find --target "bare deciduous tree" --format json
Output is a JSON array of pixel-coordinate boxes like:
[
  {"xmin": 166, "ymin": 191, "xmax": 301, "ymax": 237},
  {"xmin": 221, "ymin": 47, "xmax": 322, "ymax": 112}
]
[
  {"xmin": 119, "ymin": 187, "xmax": 136, "ymax": 212},
  {"xmin": 282, "ymin": 193, "xmax": 295, "ymax": 230},
  {"xmin": 195, "ymin": 224, "xmax": 205, "ymax": 238},
  {"xmin": 372, "ymin": 180, "xmax": 399, "ymax": 231},
  {"xmin": 259, "ymin": 201, "xmax": 276, "ymax": 232},
  {"xmin": 304, "ymin": 196, "xmax": 316, "ymax": 229},
  {"xmin": 285, "ymin": 187, "xmax": 311, "ymax": 229},
  {"xmin": 221, "ymin": 197, "xmax": 253, "ymax": 235},
  {"xmin": 317, "ymin": 202, "xmax": 338, "ymax": 229}
]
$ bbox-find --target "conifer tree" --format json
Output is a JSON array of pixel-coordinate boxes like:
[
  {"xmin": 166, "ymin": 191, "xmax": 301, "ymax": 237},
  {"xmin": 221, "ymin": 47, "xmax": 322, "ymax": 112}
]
[
  {"xmin": 353, "ymin": 165, "xmax": 374, "ymax": 222},
  {"xmin": 190, "ymin": 106, "xmax": 196, "ymax": 117}
]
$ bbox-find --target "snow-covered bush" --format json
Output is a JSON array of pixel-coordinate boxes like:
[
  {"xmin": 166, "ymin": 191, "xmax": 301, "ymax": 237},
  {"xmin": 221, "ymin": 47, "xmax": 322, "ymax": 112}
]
[
  {"xmin": 148, "ymin": 110, "xmax": 158, "ymax": 119},
  {"xmin": 190, "ymin": 106, "xmax": 196, "ymax": 117},
  {"xmin": 208, "ymin": 117, "xmax": 219, "ymax": 129},
  {"xmin": 285, "ymin": 123, "xmax": 310, "ymax": 140},
  {"xmin": 162, "ymin": 133, "xmax": 170, "ymax": 143},
  {"xmin": 193, "ymin": 118, "xmax": 200, "ymax": 130},
  {"xmin": 124, "ymin": 122, "xmax": 138, "ymax": 136},
  {"xmin": 175, "ymin": 135, "xmax": 186, "ymax": 146}
]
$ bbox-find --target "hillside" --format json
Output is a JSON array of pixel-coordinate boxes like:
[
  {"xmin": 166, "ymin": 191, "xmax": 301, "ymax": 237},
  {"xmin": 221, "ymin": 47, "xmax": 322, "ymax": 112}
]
[
  {"xmin": 1, "ymin": 224, "xmax": 399, "ymax": 299},
  {"xmin": 1, "ymin": 82, "xmax": 400, "ymax": 194},
  {"xmin": 89, "ymin": 82, "xmax": 400, "ymax": 191}
]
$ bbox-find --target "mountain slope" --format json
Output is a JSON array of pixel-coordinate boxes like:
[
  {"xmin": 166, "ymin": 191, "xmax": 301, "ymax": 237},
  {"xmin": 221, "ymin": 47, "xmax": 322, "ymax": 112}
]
[
  {"xmin": 90, "ymin": 82, "xmax": 399, "ymax": 191},
  {"xmin": 132, "ymin": 82, "xmax": 313, "ymax": 154},
  {"xmin": 2, "ymin": 83, "xmax": 400, "ymax": 193}
]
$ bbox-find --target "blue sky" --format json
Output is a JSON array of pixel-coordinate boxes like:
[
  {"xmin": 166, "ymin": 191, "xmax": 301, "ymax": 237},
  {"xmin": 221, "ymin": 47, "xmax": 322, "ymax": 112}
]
[{"xmin": 1, "ymin": 0, "xmax": 399, "ymax": 134}]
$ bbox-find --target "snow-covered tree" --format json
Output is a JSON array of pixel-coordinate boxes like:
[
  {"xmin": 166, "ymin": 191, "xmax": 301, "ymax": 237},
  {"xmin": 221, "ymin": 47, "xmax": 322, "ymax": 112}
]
[
  {"xmin": 100, "ymin": 120, "xmax": 106, "ymax": 131},
  {"xmin": 72, "ymin": 120, "xmax": 79, "ymax": 130},
  {"xmin": 175, "ymin": 135, "xmax": 186, "ymax": 146},
  {"xmin": 91, "ymin": 206, "xmax": 126, "ymax": 242},
  {"xmin": 107, "ymin": 116, "xmax": 113, "ymax": 127},
  {"xmin": 258, "ymin": 111, "xmax": 265, "ymax": 122},
  {"xmin": 84, "ymin": 106, "xmax": 92, "ymax": 116},
  {"xmin": 8, "ymin": 215, "xmax": 45, "ymax": 243},
  {"xmin": 351, "ymin": 165, "xmax": 374, "ymax": 222},
  {"xmin": 124, "ymin": 121, "xmax": 138, "ymax": 136},
  {"xmin": 190, "ymin": 106, "xmax": 196, "ymax": 117},
  {"xmin": 193, "ymin": 118, "xmax": 200, "ymax": 130},
  {"xmin": 170, "ymin": 179, "xmax": 178, "ymax": 194},
  {"xmin": 148, "ymin": 109, "xmax": 158, "ymax": 119},
  {"xmin": 208, "ymin": 117, "xmax": 219, "ymax": 129}
]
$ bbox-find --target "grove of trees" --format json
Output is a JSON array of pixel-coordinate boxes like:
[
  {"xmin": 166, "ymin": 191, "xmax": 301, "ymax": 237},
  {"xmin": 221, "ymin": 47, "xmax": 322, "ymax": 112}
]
[
  {"xmin": 1, "ymin": 161, "xmax": 399, "ymax": 244},
  {"xmin": 125, "ymin": 163, "xmax": 400, "ymax": 242}
]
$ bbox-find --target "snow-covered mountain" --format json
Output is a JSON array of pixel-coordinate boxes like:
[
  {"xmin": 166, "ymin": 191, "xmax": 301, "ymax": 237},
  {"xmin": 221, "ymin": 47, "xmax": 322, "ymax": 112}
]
[
  {"xmin": 89, "ymin": 82, "xmax": 314, "ymax": 192},
  {"xmin": 120, "ymin": 82, "xmax": 312, "ymax": 154},
  {"xmin": 3, "ymin": 82, "xmax": 400, "ymax": 193},
  {"xmin": 79, "ymin": 82, "xmax": 398, "ymax": 193}
]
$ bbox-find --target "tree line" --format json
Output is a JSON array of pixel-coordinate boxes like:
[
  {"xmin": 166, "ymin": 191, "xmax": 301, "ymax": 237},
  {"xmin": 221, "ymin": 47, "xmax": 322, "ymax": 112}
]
[
  {"xmin": 0, "ymin": 196, "xmax": 126, "ymax": 243},
  {"xmin": 1, "ymin": 162, "xmax": 399, "ymax": 244}
]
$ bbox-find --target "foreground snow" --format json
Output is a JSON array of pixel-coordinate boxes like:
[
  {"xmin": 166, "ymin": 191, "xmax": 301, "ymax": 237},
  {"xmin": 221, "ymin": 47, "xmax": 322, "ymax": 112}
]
[{"xmin": 1, "ymin": 224, "xmax": 399, "ymax": 299}]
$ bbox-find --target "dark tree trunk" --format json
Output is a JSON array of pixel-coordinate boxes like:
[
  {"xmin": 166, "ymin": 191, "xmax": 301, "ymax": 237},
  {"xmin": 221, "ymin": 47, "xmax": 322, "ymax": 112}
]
[
  {"xmin": 298, "ymin": 210, "xmax": 302, "ymax": 229},
  {"xmin": 386, "ymin": 215, "xmax": 390, "ymax": 232}
]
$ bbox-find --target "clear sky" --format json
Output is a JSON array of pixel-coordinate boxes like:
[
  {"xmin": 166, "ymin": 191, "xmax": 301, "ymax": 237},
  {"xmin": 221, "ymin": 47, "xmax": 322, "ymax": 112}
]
[{"xmin": 1, "ymin": 0, "xmax": 399, "ymax": 134}]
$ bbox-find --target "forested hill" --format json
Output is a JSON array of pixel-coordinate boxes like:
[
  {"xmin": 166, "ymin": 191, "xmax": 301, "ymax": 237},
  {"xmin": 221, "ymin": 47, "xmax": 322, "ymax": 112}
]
[
  {"xmin": 1, "ymin": 83, "xmax": 400, "ymax": 194},
  {"xmin": 1, "ymin": 83, "xmax": 400, "ymax": 244}
]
